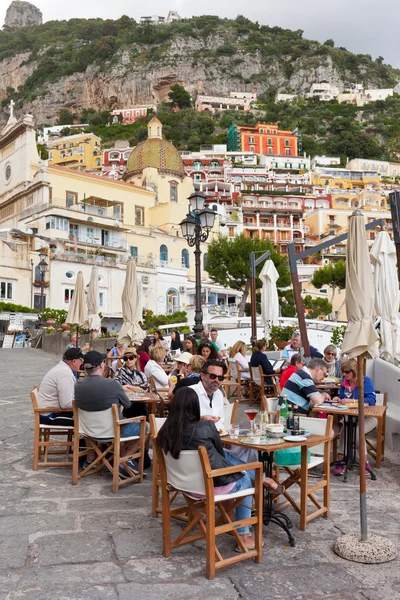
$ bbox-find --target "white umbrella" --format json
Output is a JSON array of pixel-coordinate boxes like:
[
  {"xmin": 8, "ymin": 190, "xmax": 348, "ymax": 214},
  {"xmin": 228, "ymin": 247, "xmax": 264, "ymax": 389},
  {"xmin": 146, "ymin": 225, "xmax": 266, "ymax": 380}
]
[
  {"xmin": 65, "ymin": 271, "xmax": 88, "ymax": 346},
  {"xmin": 370, "ymin": 231, "xmax": 400, "ymax": 364},
  {"xmin": 118, "ymin": 259, "xmax": 145, "ymax": 346},
  {"xmin": 87, "ymin": 267, "xmax": 102, "ymax": 350},
  {"xmin": 260, "ymin": 259, "xmax": 279, "ymax": 341}
]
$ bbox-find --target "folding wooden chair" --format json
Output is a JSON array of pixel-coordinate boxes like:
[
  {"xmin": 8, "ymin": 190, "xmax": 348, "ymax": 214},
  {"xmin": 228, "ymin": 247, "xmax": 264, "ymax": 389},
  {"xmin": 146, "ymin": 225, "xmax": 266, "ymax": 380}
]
[
  {"xmin": 274, "ymin": 415, "xmax": 333, "ymax": 531},
  {"xmin": 261, "ymin": 395, "xmax": 280, "ymax": 423},
  {"xmin": 223, "ymin": 399, "xmax": 239, "ymax": 428},
  {"xmin": 154, "ymin": 437, "xmax": 263, "ymax": 580},
  {"xmin": 30, "ymin": 388, "xmax": 74, "ymax": 470},
  {"xmin": 72, "ymin": 402, "xmax": 146, "ymax": 493},
  {"xmin": 366, "ymin": 392, "xmax": 387, "ymax": 468},
  {"xmin": 149, "ymin": 414, "xmax": 167, "ymax": 518}
]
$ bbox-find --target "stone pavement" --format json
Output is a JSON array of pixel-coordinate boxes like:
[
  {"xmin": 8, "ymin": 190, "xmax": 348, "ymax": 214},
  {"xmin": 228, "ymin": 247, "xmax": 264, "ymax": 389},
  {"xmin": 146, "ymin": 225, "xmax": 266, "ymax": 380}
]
[{"xmin": 0, "ymin": 348, "xmax": 399, "ymax": 600}]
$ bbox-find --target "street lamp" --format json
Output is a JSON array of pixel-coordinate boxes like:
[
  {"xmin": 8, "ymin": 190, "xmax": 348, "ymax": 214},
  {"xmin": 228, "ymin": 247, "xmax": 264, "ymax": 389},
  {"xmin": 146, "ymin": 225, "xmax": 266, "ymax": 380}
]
[
  {"xmin": 38, "ymin": 250, "xmax": 48, "ymax": 311},
  {"xmin": 180, "ymin": 193, "xmax": 217, "ymax": 338}
]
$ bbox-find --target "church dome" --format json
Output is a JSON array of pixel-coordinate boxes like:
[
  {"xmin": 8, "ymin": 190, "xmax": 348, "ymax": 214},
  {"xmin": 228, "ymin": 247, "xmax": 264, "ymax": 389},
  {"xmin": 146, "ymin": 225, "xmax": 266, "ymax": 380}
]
[{"xmin": 125, "ymin": 117, "xmax": 184, "ymax": 177}]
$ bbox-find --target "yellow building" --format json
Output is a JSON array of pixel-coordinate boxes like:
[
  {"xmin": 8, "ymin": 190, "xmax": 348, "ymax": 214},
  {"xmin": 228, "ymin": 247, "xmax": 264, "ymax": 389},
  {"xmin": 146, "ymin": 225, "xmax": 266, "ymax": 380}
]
[
  {"xmin": 312, "ymin": 166, "xmax": 380, "ymax": 191},
  {"xmin": 47, "ymin": 132, "xmax": 102, "ymax": 171}
]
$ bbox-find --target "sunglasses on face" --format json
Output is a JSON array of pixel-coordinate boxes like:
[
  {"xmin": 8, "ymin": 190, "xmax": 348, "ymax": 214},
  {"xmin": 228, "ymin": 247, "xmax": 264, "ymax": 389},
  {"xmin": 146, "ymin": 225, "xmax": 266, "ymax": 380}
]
[
  {"xmin": 326, "ymin": 352, "xmax": 336, "ymax": 356},
  {"xmin": 342, "ymin": 370, "xmax": 352, "ymax": 374},
  {"xmin": 124, "ymin": 356, "xmax": 136, "ymax": 361},
  {"xmin": 206, "ymin": 373, "xmax": 224, "ymax": 381}
]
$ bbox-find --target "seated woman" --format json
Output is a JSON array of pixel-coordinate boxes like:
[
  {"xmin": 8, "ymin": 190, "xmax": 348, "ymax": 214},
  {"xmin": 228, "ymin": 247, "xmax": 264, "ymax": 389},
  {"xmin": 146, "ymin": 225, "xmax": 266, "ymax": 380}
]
[
  {"xmin": 250, "ymin": 340, "xmax": 278, "ymax": 388},
  {"xmin": 279, "ymin": 353, "xmax": 305, "ymax": 389},
  {"xmin": 170, "ymin": 330, "xmax": 184, "ymax": 354},
  {"xmin": 332, "ymin": 358, "xmax": 376, "ymax": 476},
  {"xmin": 157, "ymin": 387, "xmax": 282, "ymax": 552},
  {"xmin": 197, "ymin": 340, "xmax": 218, "ymax": 361},
  {"xmin": 151, "ymin": 330, "xmax": 169, "ymax": 352},
  {"xmin": 144, "ymin": 345, "xmax": 169, "ymax": 389},
  {"xmin": 138, "ymin": 337, "xmax": 152, "ymax": 373},
  {"xmin": 115, "ymin": 347, "xmax": 149, "ymax": 421},
  {"xmin": 169, "ymin": 355, "xmax": 206, "ymax": 398},
  {"xmin": 323, "ymin": 344, "xmax": 341, "ymax": 378},
  {"xmin": 229, "ymin": 341, "xmax": 250, "ymax": 380},
  {"xmin": 184, "ymin": 336, "xmax": 198, "ymax": 355}
]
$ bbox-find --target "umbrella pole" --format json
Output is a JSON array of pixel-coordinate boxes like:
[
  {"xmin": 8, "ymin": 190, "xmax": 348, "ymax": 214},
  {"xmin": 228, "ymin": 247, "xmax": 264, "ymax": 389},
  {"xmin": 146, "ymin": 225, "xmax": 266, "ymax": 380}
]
[
  {"xmin": 357, "ymin": 355, "xmax": 368, "ymax": 542},
  {"xmin": 76, "ymin": 326, "xmax": 79, "ymax": 349},
  {"xmin": 89, "ymin": 330, "xmax": 94, "ymax": 351}
]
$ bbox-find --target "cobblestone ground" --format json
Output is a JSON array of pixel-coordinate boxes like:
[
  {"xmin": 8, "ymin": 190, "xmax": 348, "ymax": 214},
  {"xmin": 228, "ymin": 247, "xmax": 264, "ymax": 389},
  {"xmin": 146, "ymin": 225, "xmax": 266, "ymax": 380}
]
[{"xmin": 0, "ymin": 348, "xmax": 399, "ymax": 600}]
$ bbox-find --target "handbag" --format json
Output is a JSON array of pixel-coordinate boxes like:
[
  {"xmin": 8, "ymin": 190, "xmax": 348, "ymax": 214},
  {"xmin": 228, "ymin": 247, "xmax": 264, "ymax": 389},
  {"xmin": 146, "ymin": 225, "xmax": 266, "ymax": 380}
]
[{"xmin": 274, "ymin": 446, "xmax": 311, "ymax": 466}]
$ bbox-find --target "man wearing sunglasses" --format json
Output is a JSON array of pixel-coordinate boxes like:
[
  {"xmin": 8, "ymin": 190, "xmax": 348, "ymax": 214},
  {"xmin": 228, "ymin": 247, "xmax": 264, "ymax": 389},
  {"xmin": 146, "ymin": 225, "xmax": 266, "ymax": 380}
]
[{"xmin": 190, "ymin": 360, "xmax": 228, "ymax": 431}]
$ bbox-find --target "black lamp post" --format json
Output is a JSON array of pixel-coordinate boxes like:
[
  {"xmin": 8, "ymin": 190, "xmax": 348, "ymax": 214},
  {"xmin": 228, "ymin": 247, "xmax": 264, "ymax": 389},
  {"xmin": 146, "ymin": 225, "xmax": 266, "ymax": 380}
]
[
  {"xmin": 180, "ymin": 192, "xmax": 217, "ymax": 338},
  {"xmin": 38, "ymin": 250, "xmax": 48, "ymax": 311}
]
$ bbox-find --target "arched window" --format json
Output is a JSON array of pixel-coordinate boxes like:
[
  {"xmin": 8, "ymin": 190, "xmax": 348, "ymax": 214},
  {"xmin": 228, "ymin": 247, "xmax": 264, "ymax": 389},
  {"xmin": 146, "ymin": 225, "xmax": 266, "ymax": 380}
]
[
  {"xmin": 160, "ymin": 244, "xmax": 168, "ymax": 263},
  {"xmin": 181, "ymin": 248, "xmax": 189, "ymax": 268},
  {"xmin": 203, "ymin": 252, "xmax": 208, "ymax": 271},
  {"xmin": 166, "ymin": 288, "xmax": 179, "ymax": 314}
]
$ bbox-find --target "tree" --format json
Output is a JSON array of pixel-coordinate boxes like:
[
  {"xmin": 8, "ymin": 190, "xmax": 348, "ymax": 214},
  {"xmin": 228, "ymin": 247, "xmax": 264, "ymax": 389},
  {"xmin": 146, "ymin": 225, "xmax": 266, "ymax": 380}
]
[
  {"xmin": 310, "ymin": 260, "xmax": 346, "ymax": 319},
  {"xmin": 303, "ymin": 295, "xmax": 332, "ymax": 319},
  {"xmin": 206, "ymin": 234, "xmax": 290, "ymax": 316},
  {"xmin": 57, "ymin": 108, "xmax": 74, "ymax": 125},
  {"xmin": 168, "ymin": 84, "xmax": 192, "ymax": 109},
  {"xmin": 323, "ymin": 39, "xmax": 335, "ymax": 47}
]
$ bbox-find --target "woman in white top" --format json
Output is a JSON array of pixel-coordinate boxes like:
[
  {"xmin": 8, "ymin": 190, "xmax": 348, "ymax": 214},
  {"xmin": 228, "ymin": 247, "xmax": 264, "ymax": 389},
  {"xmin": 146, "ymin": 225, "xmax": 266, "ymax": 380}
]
[
  {"xmin": 229, "ymin": 341, "xmax": 250, "ymax": 380},
  {"xmin": 151, "ymin": 330, "xmax": 169, "ymax": 352},
  {"xmin": 144, "ymin": 345, "xmax": 169, "ymax": 388}
]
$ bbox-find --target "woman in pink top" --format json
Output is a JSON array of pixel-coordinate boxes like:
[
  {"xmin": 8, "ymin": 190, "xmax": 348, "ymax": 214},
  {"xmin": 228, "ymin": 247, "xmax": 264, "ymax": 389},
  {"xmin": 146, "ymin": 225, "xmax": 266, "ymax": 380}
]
[{"xmin": 138, "ymin": 337, "xmax": 152, "ymax": 373}]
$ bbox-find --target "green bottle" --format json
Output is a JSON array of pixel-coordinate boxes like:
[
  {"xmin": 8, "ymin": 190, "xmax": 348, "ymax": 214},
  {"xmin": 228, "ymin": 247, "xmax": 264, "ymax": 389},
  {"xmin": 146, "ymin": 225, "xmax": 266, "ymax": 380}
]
[{"xmin": 279, "ymin": 395, "xmax": 288, "ymax": 430}]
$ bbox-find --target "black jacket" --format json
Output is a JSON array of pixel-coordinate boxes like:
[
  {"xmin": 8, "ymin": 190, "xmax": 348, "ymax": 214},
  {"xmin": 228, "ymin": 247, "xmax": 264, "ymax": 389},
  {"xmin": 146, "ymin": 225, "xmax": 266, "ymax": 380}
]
[{"xmin": 182, "ymin": 420, "xmax": 242, "ymax": 487}]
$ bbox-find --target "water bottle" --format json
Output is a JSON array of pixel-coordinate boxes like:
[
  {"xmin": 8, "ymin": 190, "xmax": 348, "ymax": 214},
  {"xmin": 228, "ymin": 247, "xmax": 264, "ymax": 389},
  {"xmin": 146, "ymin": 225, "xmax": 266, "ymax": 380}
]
[{"xmin": 279, "ymin": 395, "xmax": 288, "ymax": 430}]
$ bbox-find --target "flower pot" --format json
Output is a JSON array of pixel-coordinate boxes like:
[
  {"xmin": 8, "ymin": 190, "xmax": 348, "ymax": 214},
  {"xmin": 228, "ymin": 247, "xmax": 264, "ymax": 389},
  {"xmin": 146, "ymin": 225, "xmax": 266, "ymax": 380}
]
[
  {"xmin": 61, "ymin": 323, "xmax": 70, "ymax": 331},
  {"xmin": 276, "ymin": 341, "xmax": 288, "ymax": 350},
  {"xmin": 45, "ymin": 318, "xmax": 56, "ymax": 327}
]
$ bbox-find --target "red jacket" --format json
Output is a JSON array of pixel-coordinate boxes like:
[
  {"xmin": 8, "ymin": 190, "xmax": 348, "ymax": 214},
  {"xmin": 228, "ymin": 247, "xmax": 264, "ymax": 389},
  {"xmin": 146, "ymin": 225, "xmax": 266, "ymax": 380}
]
[{"xmin": 280, "ymin": 365, "xmax": 297, "ymax": 389}]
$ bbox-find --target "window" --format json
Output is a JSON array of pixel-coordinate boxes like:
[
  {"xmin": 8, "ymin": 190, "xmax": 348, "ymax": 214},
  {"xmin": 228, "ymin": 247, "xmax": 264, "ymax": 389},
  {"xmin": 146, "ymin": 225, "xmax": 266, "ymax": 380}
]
[
  {"xmin": 203, "ymin": 252, "xmax": 208, "ymax": 271},
  {"xmin": 181, "ymin": 248, "xmax": 189, "ymax": 268},
  {"xmin": 70, "ymin": 142, "xmax": 74, "ymax": 148},
  {"xmin": 33, "ymin": 294, "xmax": 46, "ymax": 309},
  {"xmin": 130, "ymin": 246, "xmax": 138, "ymax": 259},
  {"xmin": 49, "ymin": 152, "xmax": 53, "ymax": 160},
  {"xmin": 268, "ymin": 148, "xmax": 273, "ymax": 155},
  {"xmin": 210, "ymin": 161, "xmax": 220, "ymax": 167},
  {"xmin": 193, "ymin": 161, "xmax": 202, "ymax": 169},
  {"xmin": 109, "ymin": 152, "xmax": 120, "ymax": 160},
  {"xmin": 73, "ymin": 148, "xmax": 78, "ymax": 155},
  {"xmin": 64, "ymin": 288, "xmax": 74, "ymax": 304},
  {"xmin": 285, "ymin": 140, "xmax": 290, "ymax": 146},
  {"xmin": 166, "ymin": 288, "xmax": 179, "ymax": 313},
  {"xmin": 45, "ymin": 216, "xmax": 69, "ymax": 231},
  {"xmin": 160, "ymin": 244, "xmax": 168, "ymax": 263},
  {"xmin": 95, "ymin": 158, "xmax": 101, "ymax": 167},
  {"xmin": 228, "ymin": 226, "xmax": 235, "ymax": 237},
  {"xmin": 66, "ymin": 191, "xmax": 78, "ymax": 206},
  {"xmin": 249, "ymin": 137, "xmax": 255, "ymax": 144},
  {"xmin": 285, "ymin": 149, "xmax": 291, "ymax": 156},
  {"xmin": 135, "ymin": 206, "xmax": 144, "ymax": 226},
  {"xmin": 126, "ymin": 111, "xmax": 130, "ymax": 117},
  {"xmin": 79, "ymin": 146, "xmax": 84, "ymax": 153},
  {"xmin": 114, "ymin": 204, "xmax": 121, "ymax": 219},
  {"xmin": 86, "ymin": 227, "xmax": 94, "ymax": 239},
  {"xmin": 0, "ymin": 280, "xmax": 13, "ymax": 300},
  {"xmin": 268, "ymin": 138, "xmax": 272, "ymax": 144},
  {"xmin": 170, "ymin": 184, "xmax": 177, "ymax": 202},
  {"xmin": 99, "ymin": 292, "xmax": 105, "ymax": 308},
  {"xmin": 65, "ymin": 271, "xmax": 75, "ymax": 279}
]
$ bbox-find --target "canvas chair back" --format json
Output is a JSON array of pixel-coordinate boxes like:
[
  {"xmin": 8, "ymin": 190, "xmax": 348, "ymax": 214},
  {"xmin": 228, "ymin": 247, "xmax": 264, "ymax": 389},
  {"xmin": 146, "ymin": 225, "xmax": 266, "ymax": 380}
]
[
  {"xmin": 251, "ymin": 366, "xmax": 262, "ymax": 386},
  {"xmin": 149, "ymin": 415, "xmax": 167, "ymax": 437},
  {"xmin": 78, "ymin": 407, "xmax": 114, "ymax": 439},
  {"xmin": 163, "ymin": 449, "xmax": 205, "ymax": 496},
  {"xmin": 223, "ymin": 402, "xmax": 234, "ymax": 427},
  {"xmin": 299, "ymin": 416, "xmax": 327, "ymax": 456},
  {"xmin": 228, "ymin": 359, "xmax": 238, "ymax": 380},
  {"xmin": 375, "ymin": 393, "xmax": 385, "ymax": 406},
  {"xmin": 264, "ymin": 397, "xmax": 279, "ymax": 412}
]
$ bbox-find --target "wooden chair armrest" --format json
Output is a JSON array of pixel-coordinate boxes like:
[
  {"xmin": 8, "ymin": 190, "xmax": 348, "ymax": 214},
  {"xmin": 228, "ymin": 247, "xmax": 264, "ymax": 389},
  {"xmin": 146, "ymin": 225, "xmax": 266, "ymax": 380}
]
[
  {"xmin": 33, "ymin": 406, "xmax": 73, "ymax": 413},
  {"xmin": 206, "ymin": 460, "xmax": 263, "ymax": 479},
  {"xmin": 115, "ymin": 414, "xmax": 147, "ymax": 426}
]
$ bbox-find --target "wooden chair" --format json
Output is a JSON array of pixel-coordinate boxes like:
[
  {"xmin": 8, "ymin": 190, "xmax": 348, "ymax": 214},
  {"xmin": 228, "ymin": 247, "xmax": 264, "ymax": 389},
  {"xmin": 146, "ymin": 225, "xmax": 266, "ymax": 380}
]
[
  {"xmin": 223, "ymin": 399, "xmax": 239, "ymax": 428},
  {"xmin": 274, "ymin": 415, "xmax": 333, "ymax": 531},
  {"xmin": 149, "ymin": 414, "xmax": 167, "ymax": 518},
  {"xmin": 249, "ymin": 366, "xmax": 279, "ymax": 405},
  {"xmin": 30, "ymin": 388, "xmax": 74, "ymax": 470},
  {"xmin": 154, "ymin": 437, "xmax": 263, "ymax": 580},
  {"xmin": 227, "ymin": 359, "xmax": 250, "ymax": 401},
  {"xmin": 219, "ymin": 363, "xmax": 240, "ymax": 400},
  {"xmin": 366, "ymin": 392, "xmax": 387, "ymax": 468},
  {"xmin": 261, "ymin": 395, "xmax": 280, "ymax": 423},
  {"xmin": 148, "ymin": 376, "xmax": 170, "ymax": 416},
  {"xmin": 72, "ymin": 402, "xmax": 146, "ymax": 493}
]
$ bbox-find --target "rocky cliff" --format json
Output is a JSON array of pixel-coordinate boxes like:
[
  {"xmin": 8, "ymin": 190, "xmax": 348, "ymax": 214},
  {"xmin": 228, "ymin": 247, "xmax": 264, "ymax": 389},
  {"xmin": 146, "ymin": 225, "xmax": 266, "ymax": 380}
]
[
  {"xmin": 4, "ymin": 1, "xmax": 42, "ymax": 29},
  {"xmin": 0, "ymin": 15, "xmax": 398, "ymax": 126}
]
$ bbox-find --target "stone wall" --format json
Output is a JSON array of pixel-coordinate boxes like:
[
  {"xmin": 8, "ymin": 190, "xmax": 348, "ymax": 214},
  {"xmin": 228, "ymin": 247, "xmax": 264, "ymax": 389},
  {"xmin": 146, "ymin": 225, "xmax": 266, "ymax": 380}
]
[{"xmin": 41, "ymin": 332, "xmax": 117, "ymax": 357}]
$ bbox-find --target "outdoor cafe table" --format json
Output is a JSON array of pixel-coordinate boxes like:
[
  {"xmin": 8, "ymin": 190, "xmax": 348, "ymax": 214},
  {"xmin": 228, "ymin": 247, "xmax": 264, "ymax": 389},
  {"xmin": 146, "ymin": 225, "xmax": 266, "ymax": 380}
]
[
  {"xmin": 126, "ymin": 391, "xmax": 170, "ymax": 417},
  {"xmin": 221, "ymin": 433, "xmax": 329, "ymax": 546},
  {"xmin": 312, "ymin": 404, "xmax": 386, "ymax": 482}
]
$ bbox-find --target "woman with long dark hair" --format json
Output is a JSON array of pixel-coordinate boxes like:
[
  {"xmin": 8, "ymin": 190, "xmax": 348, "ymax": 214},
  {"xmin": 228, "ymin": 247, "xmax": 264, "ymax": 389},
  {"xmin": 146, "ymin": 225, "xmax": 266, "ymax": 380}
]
[
  {"xmin": 152, "ymin": 330, "xmax": 169, "ymax": 352},
  {"xmin": 184, "ymin": 336, "xmax": 198, "ymax": 355},
  {"xmin": 138, "ymin": 337, "xmax": 152, "ymax": 373},
  {"xmin": 157, "ymin": 387, "xmax": 256, "ymax": 551},
  {"xmin": 197, "ymin": 340, "xmax": 218, "ymax": 361},
  {"xmin": 170, "ymin": 330, "xmax": 184, "ymax": 353}
]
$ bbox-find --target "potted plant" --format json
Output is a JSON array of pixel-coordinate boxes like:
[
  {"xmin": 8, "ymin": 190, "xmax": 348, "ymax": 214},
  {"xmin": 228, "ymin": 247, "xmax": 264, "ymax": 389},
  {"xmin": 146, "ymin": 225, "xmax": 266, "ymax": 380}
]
[{"xmin": 268, "ymin": 324, "xmax": 297, "ymax": 350}]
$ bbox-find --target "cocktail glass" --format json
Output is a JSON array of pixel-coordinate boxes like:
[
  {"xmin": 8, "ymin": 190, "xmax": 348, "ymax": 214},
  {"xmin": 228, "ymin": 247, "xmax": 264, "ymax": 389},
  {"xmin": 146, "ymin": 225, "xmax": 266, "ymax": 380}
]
[{"xmin": 245, "ymin": 409, "xmax": 259, "ymax": 434}]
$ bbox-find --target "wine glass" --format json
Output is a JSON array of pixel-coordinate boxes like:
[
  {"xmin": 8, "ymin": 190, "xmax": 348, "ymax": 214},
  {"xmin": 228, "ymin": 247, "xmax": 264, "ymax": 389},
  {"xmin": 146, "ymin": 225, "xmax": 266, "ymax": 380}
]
[
  {"xmin": 344, "ymin": 389, "xmax": 353, "ymax": 402},
  {"xmin": 245, "ymin": 409, "xmax": 259, "ymax": 435}
]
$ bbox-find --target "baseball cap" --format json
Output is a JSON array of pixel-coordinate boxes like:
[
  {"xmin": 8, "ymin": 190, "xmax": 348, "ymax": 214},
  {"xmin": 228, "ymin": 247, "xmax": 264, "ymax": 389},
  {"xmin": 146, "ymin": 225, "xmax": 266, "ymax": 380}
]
[
  {"xmin": 83, "ymin": 350, "xmax": 107, "ymax": 369},
  {"xmin": 63, "ymin": 347, "xmax": 84, "ymax": 361},
  {"xmin": 175, "ymin": 351, "xmax": 192, "ymax": 365}
]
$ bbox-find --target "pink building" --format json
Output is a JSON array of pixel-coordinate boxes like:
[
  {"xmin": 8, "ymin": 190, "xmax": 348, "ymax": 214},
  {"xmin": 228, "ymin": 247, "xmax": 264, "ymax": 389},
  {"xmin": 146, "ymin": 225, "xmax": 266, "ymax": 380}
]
[
  {"xmin": 102, "ymin": 144, "xmax": 132, "ymax": 179},
  {"xmin": 110, "ymin": 105, "xmax": 157, "ymax": 125}
]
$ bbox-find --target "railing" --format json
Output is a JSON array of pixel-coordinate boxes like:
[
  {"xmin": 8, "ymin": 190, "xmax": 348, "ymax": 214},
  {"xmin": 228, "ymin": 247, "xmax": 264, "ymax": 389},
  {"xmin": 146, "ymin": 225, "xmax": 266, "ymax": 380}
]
[
  {"xmin": 51, "ymin": 251, "xmax": 128, "ymax": 266},
  {"xmin": 73, "ymin": 237, "xmax": 127, "ymax": 250}
]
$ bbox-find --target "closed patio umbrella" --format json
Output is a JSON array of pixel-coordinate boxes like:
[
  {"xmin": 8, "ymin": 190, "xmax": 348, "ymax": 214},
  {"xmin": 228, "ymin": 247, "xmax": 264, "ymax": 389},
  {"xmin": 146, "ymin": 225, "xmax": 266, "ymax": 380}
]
[
  {"xmin": 65, "ymin": 271, "xmax": 88, "ymax": 347},
  {"xmin": 87, "ymin": 267, "xmax": 101, "ymax": 350},
  {"xmin": 334, "ymin": 210, "xmax": 396, "ymax": 563},
  {"xmin": 370, "ymin": 231, "xmax": 400, "ymax": 365},
  {"xmin": 118, "ymin": 258, "xmax": 145, "ymax": 346},
  {"xmin": 260, "ymin": 259, "xmax": 279, "ymax": 342}
]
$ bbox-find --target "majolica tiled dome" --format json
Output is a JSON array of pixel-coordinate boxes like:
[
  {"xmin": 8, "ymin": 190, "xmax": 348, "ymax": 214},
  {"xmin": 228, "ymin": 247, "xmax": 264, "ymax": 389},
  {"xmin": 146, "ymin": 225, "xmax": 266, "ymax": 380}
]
[{"xmin": 126, "ymin": 117, "xmax": 184, "ymax": 176}]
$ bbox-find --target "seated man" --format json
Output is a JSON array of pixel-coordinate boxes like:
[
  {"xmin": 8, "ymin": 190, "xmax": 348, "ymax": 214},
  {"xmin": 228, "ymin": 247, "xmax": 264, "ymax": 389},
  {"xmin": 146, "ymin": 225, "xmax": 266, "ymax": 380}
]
[
  {"xmin": 74, "ymin": 351, "xmax": 149, "ymax": 476},
  {"xmin": 65, "ymin": 333, "xmax": 89, "ymax": 353},
  {"xmin": 282, "ymin": 332, "xmax": 323, "ymax": 362},
  {"xmin": 190, "ymin": 359, "xmax": 228, "ymax": 431},
  {"xmin": 36, "ymin": 347, "xmax": 84, "ymax": 426},
  {"xmin": 282, "ymin": 358, "xmax": 330, "ymax": 414}
]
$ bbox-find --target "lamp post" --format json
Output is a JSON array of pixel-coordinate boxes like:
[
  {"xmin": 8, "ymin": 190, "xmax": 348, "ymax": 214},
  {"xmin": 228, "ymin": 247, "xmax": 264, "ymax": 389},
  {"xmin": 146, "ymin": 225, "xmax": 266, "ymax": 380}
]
[
  {"xmin": 180, "ymin": 192, "xmax": 217, "ymax": 338},
  {"xmin": 38, "ymin": 250, "xmax": 48, "ymax": 311}
]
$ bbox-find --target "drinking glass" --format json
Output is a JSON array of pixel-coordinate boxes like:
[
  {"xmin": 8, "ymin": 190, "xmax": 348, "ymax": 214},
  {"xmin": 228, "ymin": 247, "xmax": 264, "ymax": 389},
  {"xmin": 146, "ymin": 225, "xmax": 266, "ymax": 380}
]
[
  {"xmin": 259, "ymin": 411, "xmax": 268, "ymax": 433},
  {"xmin": 229, "ymin": 424, "xmax": 239, "ymax": 440},
  {"xmin": 245, "ymin": 409, "xmax": 259, "ymax": 434}
]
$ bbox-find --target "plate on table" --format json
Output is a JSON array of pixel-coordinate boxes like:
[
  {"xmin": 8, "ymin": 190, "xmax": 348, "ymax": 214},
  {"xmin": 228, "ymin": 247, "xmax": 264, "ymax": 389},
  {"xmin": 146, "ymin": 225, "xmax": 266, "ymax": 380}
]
[
  {"xmin": 283, "ymin": 435, "xmax": 307, "ymax": 442},
  {"xmin": 238, "ymin": 436, "xmax": 285, "ymax": 446}
]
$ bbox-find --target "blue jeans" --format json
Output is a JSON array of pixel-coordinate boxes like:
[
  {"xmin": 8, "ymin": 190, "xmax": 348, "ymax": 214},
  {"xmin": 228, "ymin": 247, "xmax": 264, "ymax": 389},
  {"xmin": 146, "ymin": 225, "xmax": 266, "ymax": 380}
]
[
  {"xmin": 120, "ymin": 420, "xmax": 149, "ymax": 438},
  {"xmin": 224, "ymin": 451, "xmax": 256, "ymax": 481},
  {"xmin": 227, "ymin": 473, "xmax": 253, "ymax": 534}
]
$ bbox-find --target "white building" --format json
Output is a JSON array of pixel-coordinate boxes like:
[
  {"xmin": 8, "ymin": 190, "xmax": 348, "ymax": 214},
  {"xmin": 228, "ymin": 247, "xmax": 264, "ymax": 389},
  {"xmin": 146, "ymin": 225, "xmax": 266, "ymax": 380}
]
[
  {"xmin": 41, "ymin": 124, "xmax": 89, "ymax": 143},
  {"xmin": 311, "ymin": 156, "xmax": 341, "ymax": 168},
  {"xmin": 276, "ymin": 93, "xmax": 298, "ymax": 102},
  {"xmin": 307, "ymin": 82, "xmax": 340, "ymax": 101}
]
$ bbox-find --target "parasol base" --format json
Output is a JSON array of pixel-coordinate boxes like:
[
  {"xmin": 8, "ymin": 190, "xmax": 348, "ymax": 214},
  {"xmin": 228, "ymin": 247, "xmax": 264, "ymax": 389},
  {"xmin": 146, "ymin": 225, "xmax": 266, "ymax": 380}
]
[{"xmin": 333, "ymin": 533, "xmax": 397, "ymax": 563}]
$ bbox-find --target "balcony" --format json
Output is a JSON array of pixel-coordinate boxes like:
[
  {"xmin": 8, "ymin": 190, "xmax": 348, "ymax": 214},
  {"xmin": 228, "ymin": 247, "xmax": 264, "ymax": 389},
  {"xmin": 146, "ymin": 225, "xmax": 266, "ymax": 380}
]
[
  {"xmin": 52, "ymin": 251, "xmax": 128, "ymax": 266},
  {"xmin": 66, "ymin": 236, "xmax": 127, "ymax": 251}
]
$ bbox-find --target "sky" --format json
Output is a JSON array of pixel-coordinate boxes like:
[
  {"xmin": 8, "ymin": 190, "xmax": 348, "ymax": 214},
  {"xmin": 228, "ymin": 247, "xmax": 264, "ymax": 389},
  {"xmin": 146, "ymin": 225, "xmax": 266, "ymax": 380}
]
[{"xmin": 2, "ymin": 0, "xmax": 400, "ymax": 68}]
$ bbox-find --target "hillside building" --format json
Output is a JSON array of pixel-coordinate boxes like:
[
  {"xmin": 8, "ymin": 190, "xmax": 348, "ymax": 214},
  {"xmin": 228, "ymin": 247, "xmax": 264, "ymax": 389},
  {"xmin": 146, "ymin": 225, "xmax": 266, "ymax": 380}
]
[
  {"xmin": 227, "ymin": 122, "xmax": 298, "ymax": 156},
  {"xmin": 195, "ymin": 92, "xmax": 256, "ymax": 113},
  {"xmin": 102, "ymin": 142, "xmax": 133, "ymax": 179},
  {"xmin": 110, "ymin": 105, "xmax": 157, "ymax": 125},
  {"xmin": 47, "ymin": 133, "xmax": 102, "ymax": 171}
]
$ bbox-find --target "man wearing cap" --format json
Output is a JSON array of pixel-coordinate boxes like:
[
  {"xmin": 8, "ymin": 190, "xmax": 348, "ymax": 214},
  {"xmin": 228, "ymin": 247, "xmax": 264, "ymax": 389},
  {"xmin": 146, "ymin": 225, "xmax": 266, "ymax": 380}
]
[
  {"xmin": 36, "ymin": 348, "xmax": 84, "ymax": 426},
  {"xmin": 74, "ymin": 351, "xmax": 149, "ymax": 475}
]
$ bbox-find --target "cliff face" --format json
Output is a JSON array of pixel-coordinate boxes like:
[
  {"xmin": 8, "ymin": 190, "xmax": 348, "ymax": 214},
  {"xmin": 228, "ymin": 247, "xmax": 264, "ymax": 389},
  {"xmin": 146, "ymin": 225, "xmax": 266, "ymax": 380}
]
[{"xmin": 4, "ymin": 1, "xmax": 42, "ymax": 29}]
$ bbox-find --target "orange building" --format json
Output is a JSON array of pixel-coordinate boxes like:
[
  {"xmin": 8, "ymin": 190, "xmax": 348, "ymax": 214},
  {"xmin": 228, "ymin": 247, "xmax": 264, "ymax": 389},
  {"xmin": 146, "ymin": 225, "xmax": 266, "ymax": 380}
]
[{"xmin": 227, "ymin": 122, "xmax": 298, "ymax": 156}]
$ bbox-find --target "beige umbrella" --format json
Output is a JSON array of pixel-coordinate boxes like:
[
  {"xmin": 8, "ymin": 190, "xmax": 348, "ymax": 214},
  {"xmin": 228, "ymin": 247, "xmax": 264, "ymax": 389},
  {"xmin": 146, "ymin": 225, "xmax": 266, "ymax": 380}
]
[
  {"xmin": 65, "ymin": 271, "xmax": 88, "ymax": 347},
  {"xmin": 118, "ymin": 259, "xmax": 145, "ymax": 346},
  {"xmin": 334, "ymin": 210, "xmax": 396, "ymax": 563},
  {"xmin": 87, "ymin": 267, "xmax": 102, "ymax": 350},
  {"xmin": 260, "ymin": 259, "xmax": 279, "ymax": 342}
]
